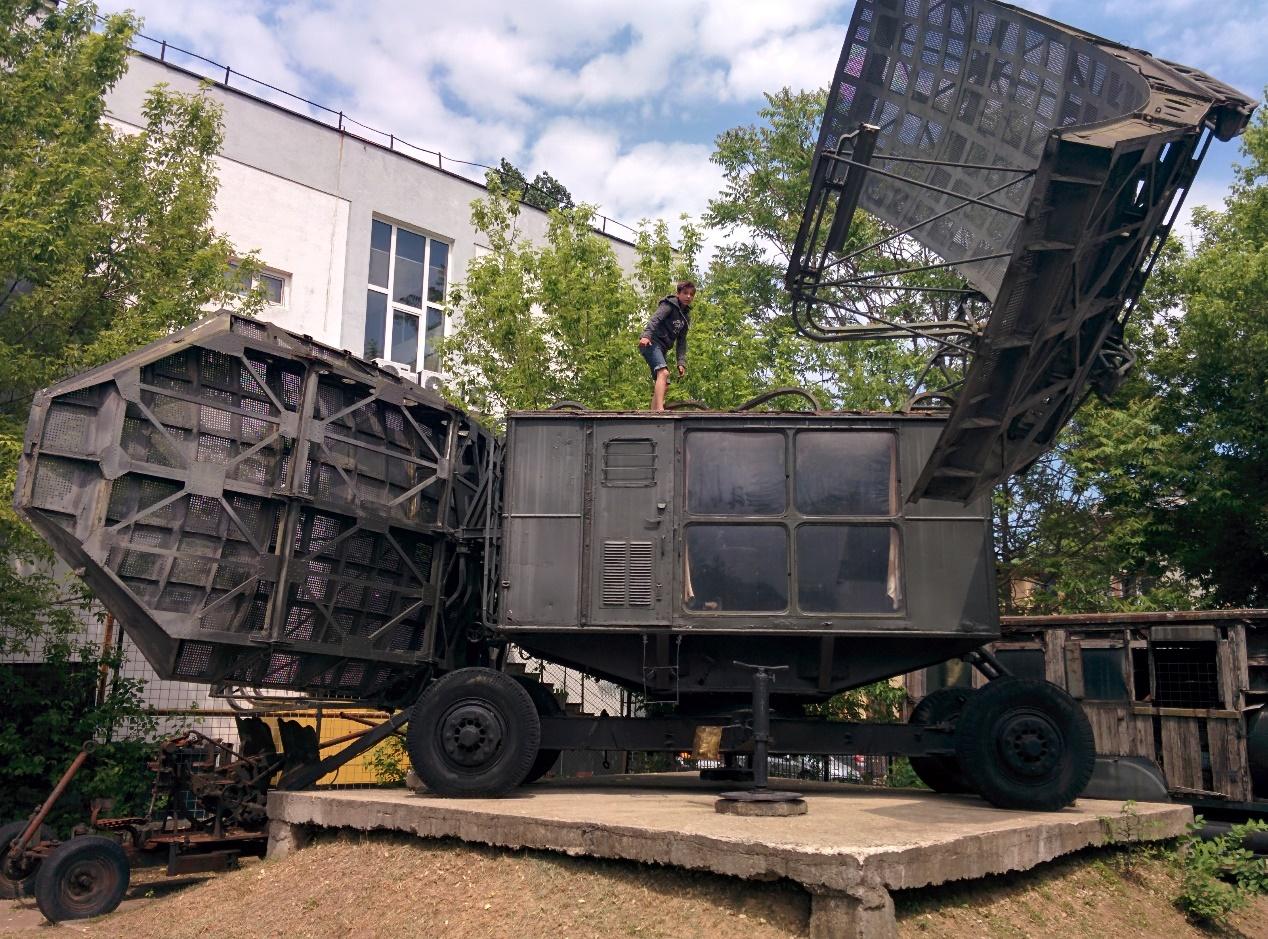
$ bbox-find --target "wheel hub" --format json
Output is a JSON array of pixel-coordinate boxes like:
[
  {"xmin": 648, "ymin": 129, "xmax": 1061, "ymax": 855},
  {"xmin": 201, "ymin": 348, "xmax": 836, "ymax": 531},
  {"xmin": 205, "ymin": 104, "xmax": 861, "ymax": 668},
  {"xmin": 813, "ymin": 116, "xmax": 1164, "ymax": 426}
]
[
  {"xmin": 996, "ymin": 711, "xmax": 1062, "ymax": 778},
  {"xmin": 60, "ymin": 858, "xmax": 117, "ymax": 911},
  {"xmin": 440, "ymin": 702, "xmax": 505, "ymax": 768}
]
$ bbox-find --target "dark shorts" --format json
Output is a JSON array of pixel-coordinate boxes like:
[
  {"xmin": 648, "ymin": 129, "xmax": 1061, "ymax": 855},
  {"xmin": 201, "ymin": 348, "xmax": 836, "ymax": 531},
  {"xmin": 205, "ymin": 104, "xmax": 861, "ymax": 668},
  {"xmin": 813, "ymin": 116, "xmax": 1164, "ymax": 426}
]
[{"xmin": 640, "ymin": 342, "xmax": 669, "ymax": 377}]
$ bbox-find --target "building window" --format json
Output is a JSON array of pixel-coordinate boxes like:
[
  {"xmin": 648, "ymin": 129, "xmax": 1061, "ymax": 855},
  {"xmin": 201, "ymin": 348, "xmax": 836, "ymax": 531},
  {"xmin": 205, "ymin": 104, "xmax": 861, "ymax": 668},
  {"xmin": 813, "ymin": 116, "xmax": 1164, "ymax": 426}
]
[
  {"xmin": 228, "ymin": 261, "xmax": 287, "ymax": 306},
  {"xmin": 364, "ymin": 218, "xmax": 449, "ymax": 372}
]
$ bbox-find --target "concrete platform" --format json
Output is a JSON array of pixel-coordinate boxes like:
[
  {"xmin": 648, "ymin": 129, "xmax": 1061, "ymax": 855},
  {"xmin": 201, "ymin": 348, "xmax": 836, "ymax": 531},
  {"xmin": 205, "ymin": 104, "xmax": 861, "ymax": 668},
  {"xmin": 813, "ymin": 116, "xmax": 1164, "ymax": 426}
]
[{"xmin": 267, "ymin": 775, "xmax": 1190, "ymax": 939}]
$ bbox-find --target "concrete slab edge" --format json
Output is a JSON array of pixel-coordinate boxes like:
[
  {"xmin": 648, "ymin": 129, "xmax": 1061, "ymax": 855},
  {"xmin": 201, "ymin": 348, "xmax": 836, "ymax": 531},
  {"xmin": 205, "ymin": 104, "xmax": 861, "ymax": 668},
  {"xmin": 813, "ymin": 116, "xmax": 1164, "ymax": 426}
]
[{"xmin": 267, "ymin": 792, "xmax": 1190, "ymax": 895}]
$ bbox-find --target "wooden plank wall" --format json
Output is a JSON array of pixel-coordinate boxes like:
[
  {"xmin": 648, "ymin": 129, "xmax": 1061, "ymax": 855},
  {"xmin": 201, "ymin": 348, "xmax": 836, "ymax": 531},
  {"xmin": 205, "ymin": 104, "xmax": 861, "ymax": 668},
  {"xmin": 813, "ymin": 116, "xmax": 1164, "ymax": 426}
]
[
  {"xmin": 1207, "ymin": 715, "xmax": 1254, "ymax": 802},
  {"xmin": 1083, "ymin": 703, "xmax": 1154, "ymax": 761}
]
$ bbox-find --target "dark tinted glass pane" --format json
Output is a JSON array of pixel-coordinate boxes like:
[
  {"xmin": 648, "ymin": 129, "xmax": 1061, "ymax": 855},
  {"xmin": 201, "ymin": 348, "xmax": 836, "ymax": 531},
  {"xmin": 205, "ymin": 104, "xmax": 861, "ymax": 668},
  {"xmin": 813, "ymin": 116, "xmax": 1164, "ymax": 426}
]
[
  {"xmin": 995, "ymin": 648, "xmax": 1046, "ymax": 680},
  {"xmin": 686, "ymin": 432, "xmax": 785, "ymax": 515},
  {"xmin": 226, "ymin": 261, "xmax": 250, "ymax": 295},
  {"xmin": 925, "ymin": 659, "xmax": 973, "ymax": 691},
  {"xmin": 260, "ymin": 273, "xmax": 284, "ymax": 304},
  {"xmin": 391, "ymin": 310, "xmax": 418, "ymax": 370},
  {"xmin": 796, "ymin": 525, "xmax": 900, "ymax": 613},
  {"xmin": 369, "ymin": 220, "xmax": 391, "ymax": 288},
  {"xmin": 1081, "ymin": 647, "xmax": 1129, "ymax": 701},
  {"xmin": 684, "ymin": 525, "xmax": 786, "ymax": 612},
  {"xmin": 394, "ymin": 229, "xmax": 425, "ymax": 307},
  {"xmin": 423, "ymin": 307, "xmax": 443, "ymax": 372},
  {"xmin": 363, "ymin": 291, "xmax": 386, "ymax": 360},
  {"xmin": 796, "ymin": 431, "xmax": 894, "ymax": 515},
  {"xmin": 428, "ymin": 240, "xmax": 449, "ymax": 303}
]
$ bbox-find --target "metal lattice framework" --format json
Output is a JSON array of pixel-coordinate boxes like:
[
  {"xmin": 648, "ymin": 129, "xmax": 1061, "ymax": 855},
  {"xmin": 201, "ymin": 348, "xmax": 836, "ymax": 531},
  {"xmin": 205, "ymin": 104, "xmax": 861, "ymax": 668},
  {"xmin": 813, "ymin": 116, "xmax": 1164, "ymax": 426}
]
[
  {"xmin": 15, "ymin": 314, "xmax": 496, "ymax": 706},
  {"xmin": 787, "ymin": 0, "xmax": 1255, "ymax": 502}
]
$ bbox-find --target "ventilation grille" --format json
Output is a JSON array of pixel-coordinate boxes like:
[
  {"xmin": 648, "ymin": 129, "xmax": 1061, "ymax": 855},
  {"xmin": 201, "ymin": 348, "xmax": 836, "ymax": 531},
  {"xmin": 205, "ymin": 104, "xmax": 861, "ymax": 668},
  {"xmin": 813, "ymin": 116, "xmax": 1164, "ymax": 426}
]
[
  {"xmin": 603, "ymin": 438, "xmax": 655, "ymax": 487},
  {"xmin": 601, "ymin": 540, "xmax": 654, "ymax": 606}
]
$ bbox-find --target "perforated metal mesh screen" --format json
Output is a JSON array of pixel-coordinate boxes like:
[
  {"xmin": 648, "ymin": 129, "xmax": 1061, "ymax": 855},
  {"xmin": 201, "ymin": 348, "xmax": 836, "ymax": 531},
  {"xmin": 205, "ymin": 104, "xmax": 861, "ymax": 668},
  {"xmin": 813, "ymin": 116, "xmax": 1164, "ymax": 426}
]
[
  {"xmin": 819, "ymin": 0, "xmax": 1148, "ymax": 300},
  {"xmin": 17, "ymin": 315, "xmax": 494, "ymax": 704}
]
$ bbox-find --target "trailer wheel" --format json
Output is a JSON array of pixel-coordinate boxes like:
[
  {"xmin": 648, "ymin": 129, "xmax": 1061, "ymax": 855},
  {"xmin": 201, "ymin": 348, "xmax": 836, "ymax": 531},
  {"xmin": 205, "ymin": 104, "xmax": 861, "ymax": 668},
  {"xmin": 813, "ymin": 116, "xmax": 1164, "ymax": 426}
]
[
  {"xmin": 33, "ymin": 836, "xmax": 129, "ymax": 922},
  {"xmin": 907, "ymin": 687, "xmax": 975, "ymax": 794},
  {"xmin": 0, "ymin": 821, "xmax": 53, "ymax": 899},
  {"xmin": 513, "ymin": 675, "xmax": 562, "ymax": 784},
  {"xmin": 408, "ymin": 668, "xmax": 541, "ymax": 797},
  {"xmin": 955, "ymin": 678, "xmax": 1095, "ymax": 811}
]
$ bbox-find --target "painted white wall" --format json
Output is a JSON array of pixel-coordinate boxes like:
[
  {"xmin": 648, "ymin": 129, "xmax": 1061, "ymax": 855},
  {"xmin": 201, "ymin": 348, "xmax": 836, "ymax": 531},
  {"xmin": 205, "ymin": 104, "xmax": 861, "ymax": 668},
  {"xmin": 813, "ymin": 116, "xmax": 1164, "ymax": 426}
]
[
  {"xmin": 210, "ymin": 158, "xmax": 350, "ymax": 347},
  {"xmin": 104, "ymin": 53, "xmax": 640, "ymax": 367}
]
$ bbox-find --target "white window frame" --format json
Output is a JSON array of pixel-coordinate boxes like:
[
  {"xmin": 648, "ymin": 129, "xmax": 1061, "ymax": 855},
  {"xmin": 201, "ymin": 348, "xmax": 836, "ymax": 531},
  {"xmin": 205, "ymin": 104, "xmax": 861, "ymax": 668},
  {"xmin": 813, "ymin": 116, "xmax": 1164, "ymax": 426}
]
[
  {"xmin": 364, "ymin": 218, "xmax": 449, "ymax": 374},
  {"xmin": 228, "ymin": 260, "xmax": 289, "ymax": 307}
]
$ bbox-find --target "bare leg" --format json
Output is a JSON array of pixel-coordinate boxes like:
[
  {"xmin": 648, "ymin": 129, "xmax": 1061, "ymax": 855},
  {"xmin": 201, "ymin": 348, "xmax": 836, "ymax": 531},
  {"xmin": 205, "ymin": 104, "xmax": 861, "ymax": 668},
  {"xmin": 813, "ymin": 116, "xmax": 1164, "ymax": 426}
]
[{"xmin": 651, "ymin": 368, "xmax": 669, "ymax": 411}]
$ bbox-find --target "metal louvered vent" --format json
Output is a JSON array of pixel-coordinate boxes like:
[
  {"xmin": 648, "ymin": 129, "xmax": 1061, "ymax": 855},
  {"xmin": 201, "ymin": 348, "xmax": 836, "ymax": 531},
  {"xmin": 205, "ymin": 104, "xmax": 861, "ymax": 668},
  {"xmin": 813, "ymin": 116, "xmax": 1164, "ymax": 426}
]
[
  {"xmin": 603, "ymin": 438, "xmax": 655, "ymax": 487},
  {"xmin": 601, "ymin": 540, "xmax": 655, "ymax": 606}
]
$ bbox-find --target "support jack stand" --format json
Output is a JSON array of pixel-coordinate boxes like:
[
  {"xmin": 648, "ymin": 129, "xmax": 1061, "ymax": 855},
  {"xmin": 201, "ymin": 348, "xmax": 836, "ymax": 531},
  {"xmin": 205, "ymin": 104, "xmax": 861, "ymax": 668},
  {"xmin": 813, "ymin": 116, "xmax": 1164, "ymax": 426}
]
[{"xmin": 715, "ymin": 663, "xmax": 807, "ymax": 817}]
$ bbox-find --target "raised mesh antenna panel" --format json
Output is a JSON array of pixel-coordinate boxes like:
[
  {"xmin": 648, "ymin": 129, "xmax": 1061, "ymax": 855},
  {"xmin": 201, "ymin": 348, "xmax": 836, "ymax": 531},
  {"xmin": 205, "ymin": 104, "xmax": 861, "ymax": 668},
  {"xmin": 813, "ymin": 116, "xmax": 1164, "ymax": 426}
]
[
  {"xmin": 791, "ymin": 0, "xmax": 1255, "ymax": 502},
  {"xmin": 14, "ymin": 314, "xmax": 495, "ymax": 705},
  {"xmin": 818, "ymin": 0, "xmax": 1154, "ymax": 300}
]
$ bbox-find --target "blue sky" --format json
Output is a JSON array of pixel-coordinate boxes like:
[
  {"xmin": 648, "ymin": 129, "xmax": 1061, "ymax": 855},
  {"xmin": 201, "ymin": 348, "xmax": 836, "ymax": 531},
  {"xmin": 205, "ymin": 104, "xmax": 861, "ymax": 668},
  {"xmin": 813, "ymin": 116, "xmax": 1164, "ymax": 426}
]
[{"xmin": 96, "ymin": 0, "xmax": 1267, "ymax": 252}]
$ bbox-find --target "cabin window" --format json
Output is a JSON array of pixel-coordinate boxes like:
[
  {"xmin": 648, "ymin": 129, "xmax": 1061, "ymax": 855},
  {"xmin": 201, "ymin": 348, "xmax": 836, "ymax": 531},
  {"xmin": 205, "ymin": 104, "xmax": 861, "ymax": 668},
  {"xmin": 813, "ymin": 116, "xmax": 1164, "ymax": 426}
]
[
  {"xmin": 1081, "ymin": 647, "xmax": 1130, "ymax": 701},
  {"xmin": 683, "ymin": 524, "xmax": 787, "ymax": 612},
  {"xmin": 686, "ymin": 432, "xmax": 785, "ymax": 515},
  {"xmin": 1151, "ymin": 642, "xmax": 1221, "ymax": 708},
  {"xmin": 794, "ymin": 431, "xmax": 895, "ymax": 516},
  {"xmin": 795, "ymin": 525, "xmax": 902, "ymax": 613},
  {"xmin": 994, "ymin": 648, "xmax": 1046, "ymax": 680}
]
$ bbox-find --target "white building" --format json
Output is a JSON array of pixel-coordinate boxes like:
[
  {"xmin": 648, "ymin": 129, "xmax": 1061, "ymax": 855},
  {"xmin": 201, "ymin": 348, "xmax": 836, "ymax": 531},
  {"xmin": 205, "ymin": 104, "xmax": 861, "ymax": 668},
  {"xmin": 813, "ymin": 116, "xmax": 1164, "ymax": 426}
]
[{"xmin": 105, "ymin": 47, "xmax": 639, "ymax": 389}]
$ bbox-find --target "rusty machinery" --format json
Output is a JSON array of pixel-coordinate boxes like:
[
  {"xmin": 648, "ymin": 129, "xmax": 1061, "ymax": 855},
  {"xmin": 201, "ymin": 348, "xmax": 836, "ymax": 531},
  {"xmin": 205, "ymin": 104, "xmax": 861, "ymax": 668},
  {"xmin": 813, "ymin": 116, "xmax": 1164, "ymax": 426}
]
[
  {"xmin": 0, "ymin": 714, "xmax": 406, "ymax": 921},
  {"xmin": 7, "ymin": 0, "xmax": 1260, "ymax": 866}
]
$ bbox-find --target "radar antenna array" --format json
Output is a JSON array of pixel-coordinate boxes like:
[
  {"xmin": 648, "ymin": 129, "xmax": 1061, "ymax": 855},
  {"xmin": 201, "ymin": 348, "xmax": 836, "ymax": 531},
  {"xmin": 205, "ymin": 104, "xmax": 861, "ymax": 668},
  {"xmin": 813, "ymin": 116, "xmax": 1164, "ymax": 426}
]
[{"xmin": 786, "ymin": 0, "xmax": 1255, "ymax": 502}]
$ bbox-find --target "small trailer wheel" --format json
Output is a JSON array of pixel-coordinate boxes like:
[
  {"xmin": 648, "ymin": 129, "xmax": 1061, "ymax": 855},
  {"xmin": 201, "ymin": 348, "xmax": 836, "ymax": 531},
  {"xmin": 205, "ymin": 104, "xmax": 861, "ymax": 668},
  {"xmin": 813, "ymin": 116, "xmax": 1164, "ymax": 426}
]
[
  {"xmin": 34, "ymin": 836, "xmax": 129, "ymax": 922},
  {"xmin": 907, "ymin": 687, "xmax": 975, "ymax": 794},
  {"xmin": 408, "ymin": 668, "xmax": 541, "ymax": 797},
  {"xmin": 513, "ymin": 675, "xmax": 562, "ymax": 785},
  {"xmin": 0, "ymin": 821, "xmax": 53, "ymax": 898},
  {"xmin": 955, "ymin": 678, "xmax": 1095, "ymax": 811}
]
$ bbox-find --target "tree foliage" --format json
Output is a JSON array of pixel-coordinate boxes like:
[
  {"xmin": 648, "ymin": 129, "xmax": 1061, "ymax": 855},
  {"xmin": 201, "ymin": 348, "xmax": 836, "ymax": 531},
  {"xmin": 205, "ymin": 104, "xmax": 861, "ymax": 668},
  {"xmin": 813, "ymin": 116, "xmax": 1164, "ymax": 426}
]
[
  {"xmin": 442, "ymin": 176, "xmax": 770, "ymax": 421},
  {"xmin": 1135, "ymin": 104, "xmax": 1268, "ymax": 605},
  {"xmin": 0, "ymin": 0, "xmax": 252, "ymax": 825},
  {"xmin": 496, "ymin": 157, "xmax": 576, "ymax": 212},
  {"xmin": 705, "ymin": 89, "xmax": 933, "ymax": 410}
]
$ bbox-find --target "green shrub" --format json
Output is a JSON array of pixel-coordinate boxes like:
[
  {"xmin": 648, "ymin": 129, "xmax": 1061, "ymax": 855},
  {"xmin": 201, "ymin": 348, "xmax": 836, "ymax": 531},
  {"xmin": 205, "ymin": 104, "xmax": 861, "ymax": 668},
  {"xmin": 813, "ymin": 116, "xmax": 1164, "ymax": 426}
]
[{"xmin": 1175, "ymin": 816, "xmax": 1268, "ymax": 924}]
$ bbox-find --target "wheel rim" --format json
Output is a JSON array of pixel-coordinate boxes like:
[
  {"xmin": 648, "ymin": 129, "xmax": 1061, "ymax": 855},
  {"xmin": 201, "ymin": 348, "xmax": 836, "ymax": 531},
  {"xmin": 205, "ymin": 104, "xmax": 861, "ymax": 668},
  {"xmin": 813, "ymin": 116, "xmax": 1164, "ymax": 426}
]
[
  {"xmin": 57, "ymin": 855, "xmax": 121, "ymax": 916},
  {"xmin": 439, "ymin": 699, "xmax": 506, "ymax": 770},
  {"xmin": 995, "ymin": 708, "xmax": 1063, "ymax": 779}
]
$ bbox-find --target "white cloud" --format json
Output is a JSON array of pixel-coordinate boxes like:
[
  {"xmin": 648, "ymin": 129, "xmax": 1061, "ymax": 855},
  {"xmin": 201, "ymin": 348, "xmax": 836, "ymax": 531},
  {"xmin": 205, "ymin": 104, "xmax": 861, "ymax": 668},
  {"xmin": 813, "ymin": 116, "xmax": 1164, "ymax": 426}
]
[
  {"xmin": 723, "ymin": 26, "xmax": 847, "ymax": 99},
  {"xmin": 96, "ymin": 0, "xmax": 854, "ymax": 244},
  {"xmin": 96, "ymin": 0, "xmax": 1262, "ymax": 259}
]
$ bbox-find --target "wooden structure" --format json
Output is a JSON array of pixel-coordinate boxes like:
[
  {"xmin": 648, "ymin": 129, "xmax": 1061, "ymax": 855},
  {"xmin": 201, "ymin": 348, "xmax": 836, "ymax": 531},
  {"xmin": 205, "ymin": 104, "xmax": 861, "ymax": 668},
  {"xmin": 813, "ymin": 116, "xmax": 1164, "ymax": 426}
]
[{"xmin": 905, "ymin": 610, "xmax": 1268, "ymax": 803}]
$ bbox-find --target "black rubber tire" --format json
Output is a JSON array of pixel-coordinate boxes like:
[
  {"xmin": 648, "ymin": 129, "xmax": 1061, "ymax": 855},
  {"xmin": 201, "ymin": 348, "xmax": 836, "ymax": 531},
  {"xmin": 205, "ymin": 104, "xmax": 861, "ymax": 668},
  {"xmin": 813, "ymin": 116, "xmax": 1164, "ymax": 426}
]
[
  {"xmin": 408, "ymin": 668, "xmax": 541, "ymax": 797},
  {"xmin": 33, "ymin": 836, "xmax": 129, "ymax": 922},
  {"xmin": 513, "ymin": 675, "xmax": 562, "ymax": 785},
  {"xmin": 0, "ymin": 821, "xmax": 53, "ymax": 899},
  {"xmin": 955, "ymin": 677, "xmax": 1096, "ymax": 811},
  {"xmin": 908, "ymin": 687, "xmax": 975, "ymax": 794}
]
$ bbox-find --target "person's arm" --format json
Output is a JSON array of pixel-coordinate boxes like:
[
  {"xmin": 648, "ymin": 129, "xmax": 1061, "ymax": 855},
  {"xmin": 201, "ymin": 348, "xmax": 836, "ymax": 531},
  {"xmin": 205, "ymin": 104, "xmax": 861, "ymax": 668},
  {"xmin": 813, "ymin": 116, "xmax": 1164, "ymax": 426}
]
[
  {"xmin": 675, "ymin": 329, "xmax": 687, "ymax": 374},
  {"xmin": 640, "ymin": 301, "xmax": 669, "ymax": 342}
]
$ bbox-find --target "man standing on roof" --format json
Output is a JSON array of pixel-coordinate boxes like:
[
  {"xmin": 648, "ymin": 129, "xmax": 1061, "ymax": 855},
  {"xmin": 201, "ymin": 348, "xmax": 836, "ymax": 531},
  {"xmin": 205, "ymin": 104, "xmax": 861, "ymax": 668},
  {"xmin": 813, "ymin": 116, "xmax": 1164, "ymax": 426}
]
[{"xmin": 638, "ymin": 281, "xmax": 695, "ymax": 412}]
